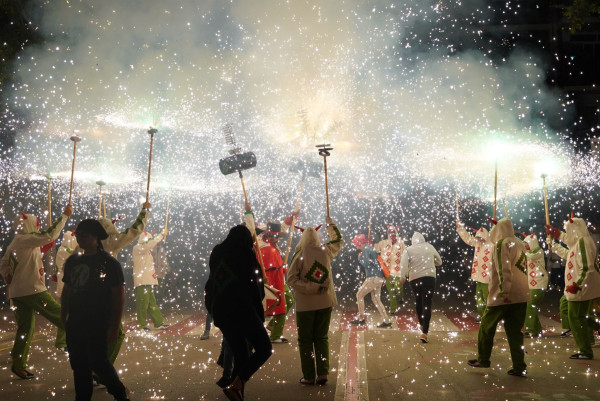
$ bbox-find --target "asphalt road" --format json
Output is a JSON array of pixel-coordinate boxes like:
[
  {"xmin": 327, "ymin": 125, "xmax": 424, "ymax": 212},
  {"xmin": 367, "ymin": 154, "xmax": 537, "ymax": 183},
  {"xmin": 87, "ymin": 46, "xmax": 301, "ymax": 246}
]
[{"xmin": 1, "ymin": 291, "xmax": 599, "ymax": 401}]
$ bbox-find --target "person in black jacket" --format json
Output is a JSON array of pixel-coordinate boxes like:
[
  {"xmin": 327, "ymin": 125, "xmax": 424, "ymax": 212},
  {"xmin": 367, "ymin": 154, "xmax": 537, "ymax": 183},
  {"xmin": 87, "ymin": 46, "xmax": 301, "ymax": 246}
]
[{"xmin": 205, "ymin": 225, "xmax": 271, "ymax": 401}]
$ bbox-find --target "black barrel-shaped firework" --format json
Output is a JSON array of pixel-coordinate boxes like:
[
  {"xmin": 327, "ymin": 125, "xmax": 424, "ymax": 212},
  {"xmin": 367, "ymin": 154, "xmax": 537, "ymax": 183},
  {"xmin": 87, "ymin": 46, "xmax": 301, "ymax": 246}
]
[{"xmin": 219, "ymin": 152, "xmax": 257, "ymax": 175}]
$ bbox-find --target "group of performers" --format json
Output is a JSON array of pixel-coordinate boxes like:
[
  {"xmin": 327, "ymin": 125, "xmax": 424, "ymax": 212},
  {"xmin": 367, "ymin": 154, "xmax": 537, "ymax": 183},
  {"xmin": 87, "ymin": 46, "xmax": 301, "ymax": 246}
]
[
  {"xmin": 1, "ymin": 188, "xmax": 600, "ymax": 401},
  {"xmin": 0, "ymin": 199, "xmax": 173, "ymax": 401}
]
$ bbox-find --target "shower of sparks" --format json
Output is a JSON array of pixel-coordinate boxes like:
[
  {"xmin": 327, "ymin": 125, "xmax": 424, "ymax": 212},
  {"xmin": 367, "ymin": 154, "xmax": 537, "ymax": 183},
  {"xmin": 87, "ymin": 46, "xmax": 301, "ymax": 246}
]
[{"xmin": 0, "ymin": 1, "xmax": 599, "ymax": 397}]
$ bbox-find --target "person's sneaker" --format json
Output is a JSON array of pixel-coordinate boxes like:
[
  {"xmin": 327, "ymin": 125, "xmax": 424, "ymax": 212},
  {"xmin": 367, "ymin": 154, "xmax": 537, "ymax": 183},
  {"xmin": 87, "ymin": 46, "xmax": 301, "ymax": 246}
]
[
  {"xmin": 140, "ymin": 327, "xmax": 150, "ymax": 332},
  {"xmin": 157, "ymin": 324, "xmax": 170, "ymax": 330},
  {"xmin": 271, "ymin": 337, "xmax": 289, "ymax": 343},
  {"xmin": 507, "ymin": 369, "xmax": 527, "ymax": 377},
  {"xmin": 570, "ymin": 353, "xmax": 593, "ymax": 360},
  {"xmin": 377, "ymin": 322, "xmax": 393, "ymax": 328},
  {"xmin": 350, "ymin": 319, "xmax": 366, "ymax": 325},
  {"xmin": 92, "ymin": 373, "xmax": 106, "ymax": 388},
  {"xmin": 560, "ymin": 329, "xmax": 572, "ymax": 338},
  {"xmin": 420, "ymin": 333, "xmax": 428, "ymax": 343},
  {"xmin": 200, "ymin": 331, "xmax": 210, "ymax": 340}
]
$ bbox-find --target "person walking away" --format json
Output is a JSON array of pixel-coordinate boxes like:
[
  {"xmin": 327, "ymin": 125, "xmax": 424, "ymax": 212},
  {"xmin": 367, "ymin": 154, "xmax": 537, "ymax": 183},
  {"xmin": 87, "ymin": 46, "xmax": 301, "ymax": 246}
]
[
  {"xmin": 399, "ymin": 232, "xmax": 442, "ymax": 343},
  {"xmin": 288, "ymin": 217, "xmax": 343, "ymax": 385}
]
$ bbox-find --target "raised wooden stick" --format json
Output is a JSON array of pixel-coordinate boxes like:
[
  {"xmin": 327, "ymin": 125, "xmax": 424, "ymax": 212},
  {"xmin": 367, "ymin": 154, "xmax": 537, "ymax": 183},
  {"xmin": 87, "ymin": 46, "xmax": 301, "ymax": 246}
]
[
  {"xmin": 283, "ymin": 180, "xmax": 304, "ymax": 266},
  {"xmin": 493, "ymin": 159, "xmax": 498, "ymax": 220},
  {"xmin": 145, "ymin": 128, "xmax": 157, "ymax": 203},
  {"xmin": 68, "ymin": 135, "xmax": 81, "ymax": 205}
]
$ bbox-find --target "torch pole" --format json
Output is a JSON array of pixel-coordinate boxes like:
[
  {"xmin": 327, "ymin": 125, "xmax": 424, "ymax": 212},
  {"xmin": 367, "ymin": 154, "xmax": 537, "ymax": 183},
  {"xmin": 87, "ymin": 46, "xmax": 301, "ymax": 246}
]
[
  {"xmin": 367, "ymin": 199, "xmax": 373, "ymax": 240},
  {"xmin": 283, "ymin": 180, "xmax": 305, "ymax": 266},
  {"xmin": 164, "ymin": 190, "xmax": 171, "ymax": 243},
  {"xmin": 238, "ymin": 170, "xmax": 267, "ymax": 280},
  {"xmin": 317, "ymin": 144, "xmax": 333, "ymax": 219},
  {"xmin": 68, "ymin": 135, "xmax": 81, "ymax": 205},
  {"xmin": 46, "ymin": 176, "xmax": 53, "ymax": 226},
  {"xmin": 145, "ymin": 128, "xmax": 157, "ymax": 203},
  {"xmin": 493, "ymin": 159, "xmax": 498, "ymax": 220},
  {"xmin": 542, "ymin": 174, "xmax": 552, "ymax": 246}
]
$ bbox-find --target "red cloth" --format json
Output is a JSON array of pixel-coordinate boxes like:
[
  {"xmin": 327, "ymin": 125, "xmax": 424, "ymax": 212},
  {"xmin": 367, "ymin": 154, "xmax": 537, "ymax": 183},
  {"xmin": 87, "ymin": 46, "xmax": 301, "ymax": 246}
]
[{"xmin": 260, "ymin": 244, "xmax": 286, "ymax": 316}]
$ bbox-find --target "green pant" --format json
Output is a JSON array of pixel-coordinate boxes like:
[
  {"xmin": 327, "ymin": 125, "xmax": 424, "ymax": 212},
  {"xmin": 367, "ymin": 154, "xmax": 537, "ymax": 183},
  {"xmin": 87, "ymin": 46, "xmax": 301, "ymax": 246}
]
[
  {"xmin": 135, "ymin": 285, "xmax": 163, "ymax": 329},
  {"xmin": 475, "ymin": 282, "xmax": 489, "ymax": 318},
  {"xmin": 267, "ymin": 284, "xmax": 295, "ymax": 340},
  {"xmin": 107, "ymin": 323, "xmax": 125, "ymax": 364},
  {"xmin": 525, "ymin": 289, "xmax": 545, "ymax": 336},
  {"xmin": 477, "ymin": 302, "xmax": 527, "ymax": 372},
  {"xmin": 386, "ymin": 276, "xmax": 404, "ymax": 312},
  {"xmin": 11, "ymin": 291, "xmax": 66, "ymax": 370},
  {"xmin": 568, "ymin": 299, "xmax": 594, "ymax": 357},
  {"xmin": 560, "ymin": 295, "xmax": 570, "ymax": 330},
  {"xmin": 296, "ymin": 307, "xmax": 332, "ymax": 380}
]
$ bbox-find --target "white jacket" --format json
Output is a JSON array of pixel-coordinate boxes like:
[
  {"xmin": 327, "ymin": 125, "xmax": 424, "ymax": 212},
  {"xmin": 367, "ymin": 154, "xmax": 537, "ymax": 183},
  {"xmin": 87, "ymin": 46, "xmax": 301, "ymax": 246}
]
[
  {"xmin": 487, "ymin": 218, "xmax": 530, "ymax": 306},
  {"xmin": 399, "ymin": 232, "xmax": 442, "ymax": 281},
  {"xmin": 99, "ymin": 209, "xmax": 149, "ymax": 257},
  {"xmin": 132, "ymin": 231, "xmax": 163, "ymax": 287},
  {"xmin": 0, "ymin": 213, "xmax": 68, "ymax": 299},
  {"xmin": 457, "ymin": 223, "xmax": 492, "ymax": 284},
  {"xmin": 551, "ymin": 217, "xmax": 600, "ymax": 302},
  {"xmin": 55, "ymin": 230, "xmax": 77, "ymax": 297},
  {"xmin": 375, "ymin": 227, "xmax": 406, "ymax": 278},
  {"xmin": 523, "ymin": 234, "xmax": 548, "ymax": 290}
]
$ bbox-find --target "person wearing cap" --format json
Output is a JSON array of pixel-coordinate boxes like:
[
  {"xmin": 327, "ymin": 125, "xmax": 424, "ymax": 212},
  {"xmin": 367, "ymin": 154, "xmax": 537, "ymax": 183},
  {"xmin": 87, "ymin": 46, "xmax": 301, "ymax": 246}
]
[
  {"xmin": 468, "ymin": 217, "xmax": 529, "ymax": 376},
  {"xmin": 521, "ymin": 232, "xmax": 548, "ymax": 338},
  {"xmin": 374, "ymin": 225, "xmax": 406, "ymax": 314},
  {"xmin": 61, "ymin": 219, "xmax": 130, "ymax": 401},
  {"xmin": 351, "ymin": 234, "xmax": 392, "ymax": 328},
  {"xmin": 0, "ymin": 204, "xmax": 72, "ymax": 379},
  {"xmin": 132, "ymin": 228, "xmax": 169, "ymax": 331},
  {"xmin": 546, "ymin": 214, "xmax": 600, "ymax": 359},
  {"xmin": 288, "ymin": 216, "xmax": 343, "ymax": 385},
  {"xmin": 456, "ymin": 221, "xmax": 493, "ymax": 322},
  {"xmin": 399, "ymin": 232, "xmax": 442, "ymax": 343}
]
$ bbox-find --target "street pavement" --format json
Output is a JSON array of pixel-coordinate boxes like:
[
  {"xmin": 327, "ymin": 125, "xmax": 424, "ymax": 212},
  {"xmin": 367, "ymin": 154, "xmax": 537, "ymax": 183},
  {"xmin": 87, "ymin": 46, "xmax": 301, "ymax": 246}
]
[{"xmin": 0, "ymin": 292, "xmax": 599, "ymax": 401}]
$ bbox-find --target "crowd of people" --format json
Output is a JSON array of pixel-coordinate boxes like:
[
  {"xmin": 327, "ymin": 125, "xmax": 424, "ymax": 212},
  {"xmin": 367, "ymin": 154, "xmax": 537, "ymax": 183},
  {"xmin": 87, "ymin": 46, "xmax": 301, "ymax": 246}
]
[{"xmin": 1, "ymin": 193, "xmax": 600, "ymax": 400}]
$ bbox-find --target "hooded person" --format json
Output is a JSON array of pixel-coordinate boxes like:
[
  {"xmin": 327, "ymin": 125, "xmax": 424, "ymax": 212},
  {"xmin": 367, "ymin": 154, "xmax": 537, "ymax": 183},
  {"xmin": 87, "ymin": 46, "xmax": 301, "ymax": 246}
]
[
  {"xmin": 244, "ymin": 205, "xmax": 298, "ymax": 343},
  {"xmin": 521, "ymin": 232, "xmax": 549, "ymax": 338},
  {"xmin": 547, "ymin": 215, "xmax": 600, "ymax": 359},
  {"xmin": 374, "ymin": 225, "xmax": 406, "ymax": 313},
  {"xmin": 132, "ymin": 229, "xmax": 169, "ymax": 331},
  {"xmin": 399, "ymin": 232, "xmax": 442, "ymax": 343},
  {"xmin": 0, "ymin": 205, "xmax": 72, "ymax": 379},
  {"xmin": 468, "ymin": 217, "xmax": 530, "ymax": 376},
  {"xmin": 456, "ymin": 221, "xmax": 493, "ymax": 321},
  {"xmin": 287, "ymin": 216, "xmax": 343, "ymax": 385},
  {"xmin": 350, "ymin": 234, "xmax": 392, "ymax": 328},
  {"xmin": 97, "ymin": 203, "xmax": 150, "ymax": 257}
]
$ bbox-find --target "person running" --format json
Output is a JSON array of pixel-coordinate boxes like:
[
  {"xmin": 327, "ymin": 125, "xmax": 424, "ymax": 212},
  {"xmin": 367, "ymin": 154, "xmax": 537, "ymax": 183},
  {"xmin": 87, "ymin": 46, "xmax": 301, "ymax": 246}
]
[
  {"xmin": 351, "ymin": 234, "xmax": 392, "ymax": 328},
  {"xmin": 399, "ymin": 232, "xmax": 442, "ymax": 343},
  {"xmin": 0, "ymin": 205, "xmax": 72, "ymax": 379}
]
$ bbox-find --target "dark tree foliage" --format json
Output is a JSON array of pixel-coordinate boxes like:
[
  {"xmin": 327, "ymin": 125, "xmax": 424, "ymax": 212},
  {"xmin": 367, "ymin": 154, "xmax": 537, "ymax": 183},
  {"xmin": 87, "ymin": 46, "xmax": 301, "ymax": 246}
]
[{"xmin": 565, "ymin": 0, "xmax": 600, "ymax": 32}]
